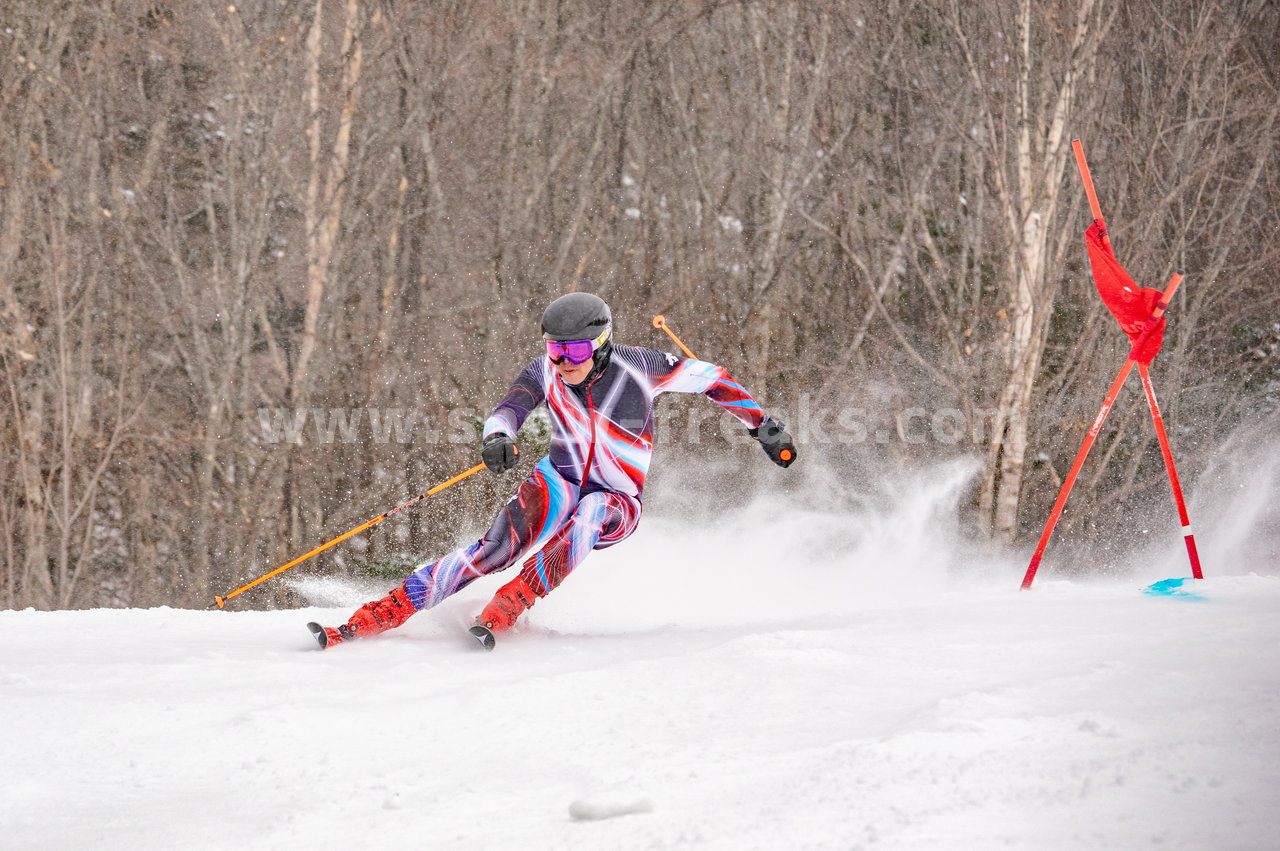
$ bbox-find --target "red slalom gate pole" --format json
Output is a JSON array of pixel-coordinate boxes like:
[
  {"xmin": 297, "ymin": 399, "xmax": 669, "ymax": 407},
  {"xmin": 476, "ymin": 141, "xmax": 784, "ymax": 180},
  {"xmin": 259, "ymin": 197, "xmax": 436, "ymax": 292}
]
[
  {"xmin": 1020, "ymin": 272, "xmax": 1183, "ymax": 590},
  {"xmin": 1020, "ymin": 360, "xmax": 1135, "ymax": 589},
  {"xmin": 1137, "ymin": 363, "xmax": 1204, "ymax": 578},
  {"xmin": 1072, "ymin": 139, "xmax": 1106, "ymax": 225}
]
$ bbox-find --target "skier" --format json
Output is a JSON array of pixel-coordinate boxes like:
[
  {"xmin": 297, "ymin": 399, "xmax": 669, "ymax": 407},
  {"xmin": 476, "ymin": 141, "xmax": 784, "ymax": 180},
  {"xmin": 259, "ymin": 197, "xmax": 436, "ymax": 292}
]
[{"xmin": 308, "ymin": 292, "xmax": 796, "ymax": 649}]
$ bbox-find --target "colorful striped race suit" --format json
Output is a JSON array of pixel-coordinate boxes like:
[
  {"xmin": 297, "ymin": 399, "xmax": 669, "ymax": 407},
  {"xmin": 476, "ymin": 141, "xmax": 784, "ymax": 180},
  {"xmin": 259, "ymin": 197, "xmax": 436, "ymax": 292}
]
[
  {"xmin": 483, "ymin": 345, "xmax": 766, "ymax": 497},
  {"xmin": 401, "ymin": 345, "xmax": 767, "ymax": 612}
]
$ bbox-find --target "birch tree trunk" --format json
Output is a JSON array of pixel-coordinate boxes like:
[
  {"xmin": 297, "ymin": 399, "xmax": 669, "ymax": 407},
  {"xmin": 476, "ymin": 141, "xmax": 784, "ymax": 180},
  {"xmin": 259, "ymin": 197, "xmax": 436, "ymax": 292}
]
[
  {"xmin": 958, "ymin": 0, "xmax": 1107, "ymax": 543},
  {"xmin": 295, "ymin": 0, "xmax": 363, "ymax": 406},
  {"xmin": 742, "ymin": 1, "xmax": 829, "ymax": 398}
]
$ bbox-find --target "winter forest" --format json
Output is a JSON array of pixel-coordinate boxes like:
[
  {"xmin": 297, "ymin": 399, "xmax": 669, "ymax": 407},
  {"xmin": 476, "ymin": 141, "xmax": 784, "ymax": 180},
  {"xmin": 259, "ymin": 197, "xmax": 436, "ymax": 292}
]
[{"xmin": 1, "ymin": 0, "xmax": 1278, "ymax": 610}]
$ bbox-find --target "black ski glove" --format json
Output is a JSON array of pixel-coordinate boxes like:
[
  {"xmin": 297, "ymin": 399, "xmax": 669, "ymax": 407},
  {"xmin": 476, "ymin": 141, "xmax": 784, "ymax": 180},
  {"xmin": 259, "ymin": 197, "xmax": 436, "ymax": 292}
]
[
  {"xmin": 481, "ymin": 433, "xmax": 520, "ymax": 473},
  {"xmin": 749, "ymin": 416, "xmax": 796, "ymax": 468}
]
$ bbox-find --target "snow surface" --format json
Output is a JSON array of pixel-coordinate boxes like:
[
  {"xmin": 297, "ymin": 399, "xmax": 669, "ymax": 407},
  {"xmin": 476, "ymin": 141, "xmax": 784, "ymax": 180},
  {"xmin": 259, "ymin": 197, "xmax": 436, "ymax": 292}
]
[{"xmin": 4, "ymin": 460, "xmax": 1280, "ymax": 850}]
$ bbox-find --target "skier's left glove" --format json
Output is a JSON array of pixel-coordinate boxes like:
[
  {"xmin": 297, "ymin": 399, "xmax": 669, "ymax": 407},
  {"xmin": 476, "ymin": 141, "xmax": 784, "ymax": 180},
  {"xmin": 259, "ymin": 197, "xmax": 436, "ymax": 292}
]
[{"xmin": 749, "ymin": 416, "xmax": 796, "ymax": 468}]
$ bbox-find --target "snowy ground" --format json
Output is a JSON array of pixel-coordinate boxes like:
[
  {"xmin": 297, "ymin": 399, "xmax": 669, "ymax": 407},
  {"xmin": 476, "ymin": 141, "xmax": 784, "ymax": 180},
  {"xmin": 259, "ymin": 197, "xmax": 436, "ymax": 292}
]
[{"xmin": 5, "ymin": 461, "xmax": 1280, "ymax": 850}]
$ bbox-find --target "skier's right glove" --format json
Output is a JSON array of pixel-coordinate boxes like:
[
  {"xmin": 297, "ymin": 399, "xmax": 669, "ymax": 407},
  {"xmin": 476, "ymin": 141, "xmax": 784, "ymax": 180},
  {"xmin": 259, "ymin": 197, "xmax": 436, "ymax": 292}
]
[
  {"xmin": 481, "ymin": 433, "xmax": 520, "ymax": 473},
  {"xmin": 749, "ymin": 416, "xmax": 796, "ymax": 468}
]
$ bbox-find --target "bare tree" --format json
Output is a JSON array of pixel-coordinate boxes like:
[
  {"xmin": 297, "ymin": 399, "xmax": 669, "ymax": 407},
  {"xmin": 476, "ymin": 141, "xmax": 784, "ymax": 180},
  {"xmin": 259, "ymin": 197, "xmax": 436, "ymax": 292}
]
[{"xmin": 2, "ymin": 0, "xmax": 1276, "ymax": 609}]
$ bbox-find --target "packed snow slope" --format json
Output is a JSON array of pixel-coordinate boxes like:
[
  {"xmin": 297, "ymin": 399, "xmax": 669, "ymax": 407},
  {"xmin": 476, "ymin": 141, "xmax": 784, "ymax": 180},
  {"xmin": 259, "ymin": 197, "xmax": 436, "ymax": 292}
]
[{"xmin": 4, "ymin": 460, "xmax": 1280, "ymax": 851}]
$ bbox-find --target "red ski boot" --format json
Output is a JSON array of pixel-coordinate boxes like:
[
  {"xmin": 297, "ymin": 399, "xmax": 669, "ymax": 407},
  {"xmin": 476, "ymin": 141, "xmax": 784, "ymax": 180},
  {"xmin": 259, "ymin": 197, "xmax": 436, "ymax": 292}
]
[
  {"xmin": 348, "ymin": 584, "xmax": 417, "ymax": 636},
  {"xmin": 470, "ymin": 575, "xmax": 542, "ymax": 650},
  {"xmin": 307, "ymin": 622, "xmax": 355, "ymax": 649},
  {"xmin": 307, "ymin": 584, "xmax": 417, "ymax": 649}
]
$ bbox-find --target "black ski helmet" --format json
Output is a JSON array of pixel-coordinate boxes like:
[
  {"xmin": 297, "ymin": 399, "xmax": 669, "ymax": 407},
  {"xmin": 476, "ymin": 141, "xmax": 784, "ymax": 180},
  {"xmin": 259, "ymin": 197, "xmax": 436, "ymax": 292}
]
[{"xmin": 541, "ymin": 292, "xmax": 612, "ymax": 342}]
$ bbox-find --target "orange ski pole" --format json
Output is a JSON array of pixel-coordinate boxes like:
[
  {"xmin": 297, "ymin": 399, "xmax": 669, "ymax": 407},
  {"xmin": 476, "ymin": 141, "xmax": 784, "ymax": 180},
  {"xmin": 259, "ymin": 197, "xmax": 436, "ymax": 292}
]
[
  {"xmin": 1020, "ymin": 272, "xmax": 1183, "ymax": 590},
  {"xmin": 651, "ymin": 314, "xmax": 698, "ymax": 359},
  {"xmin": 213, "ymin": 462, "xmax": 488, "ymax": 608},
  {"xmin": 651, "ymin": 314, "xmax": 793, "ymax": 467}
]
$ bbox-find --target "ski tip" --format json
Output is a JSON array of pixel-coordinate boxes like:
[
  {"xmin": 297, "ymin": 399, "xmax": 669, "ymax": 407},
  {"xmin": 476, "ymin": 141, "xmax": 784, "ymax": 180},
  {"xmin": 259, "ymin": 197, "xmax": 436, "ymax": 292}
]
[
  {"xmin": 469, "ymin": 624, "xmax": 496, "ymax": 651},
  {"xmin": 306, "ymin": 621, "xmax": 329, "ymax": 649}
]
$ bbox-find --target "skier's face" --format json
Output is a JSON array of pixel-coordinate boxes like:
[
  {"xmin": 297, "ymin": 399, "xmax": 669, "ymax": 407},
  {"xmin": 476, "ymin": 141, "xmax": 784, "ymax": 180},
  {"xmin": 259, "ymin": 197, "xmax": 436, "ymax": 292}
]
[{"xmin": 553, "ymin": 354, "xmax": 594, "ymax": 385}]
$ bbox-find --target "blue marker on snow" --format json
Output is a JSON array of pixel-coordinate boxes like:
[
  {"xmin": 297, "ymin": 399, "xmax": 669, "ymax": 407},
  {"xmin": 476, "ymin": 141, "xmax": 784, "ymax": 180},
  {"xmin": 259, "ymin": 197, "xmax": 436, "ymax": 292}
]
[{"xmin": 1142, "ymin": 577, "xmax": 1206, "ymax": 601}]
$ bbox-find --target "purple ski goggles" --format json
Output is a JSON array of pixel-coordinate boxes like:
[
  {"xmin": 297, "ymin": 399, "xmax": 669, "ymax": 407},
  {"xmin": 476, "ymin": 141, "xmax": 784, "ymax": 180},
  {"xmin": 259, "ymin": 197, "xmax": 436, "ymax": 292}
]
[{"xmin": 544, "ymin": 324, "xmax": 610, "ymax": 365}]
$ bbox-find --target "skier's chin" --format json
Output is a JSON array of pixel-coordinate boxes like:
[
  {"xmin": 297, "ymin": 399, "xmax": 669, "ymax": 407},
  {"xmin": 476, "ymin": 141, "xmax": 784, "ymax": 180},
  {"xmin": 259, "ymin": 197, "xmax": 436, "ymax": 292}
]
[{"xmin": 556, "ymin": 360, "xmax": 594, "ymax": 385}]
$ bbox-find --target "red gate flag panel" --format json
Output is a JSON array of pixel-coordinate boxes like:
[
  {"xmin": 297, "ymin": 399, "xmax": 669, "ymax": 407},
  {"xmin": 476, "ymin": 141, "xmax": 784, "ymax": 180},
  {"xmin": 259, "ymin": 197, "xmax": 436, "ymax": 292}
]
[{"xmin": 1085, "ymin": 221, "xmax": 1166, "ymax": 365}]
